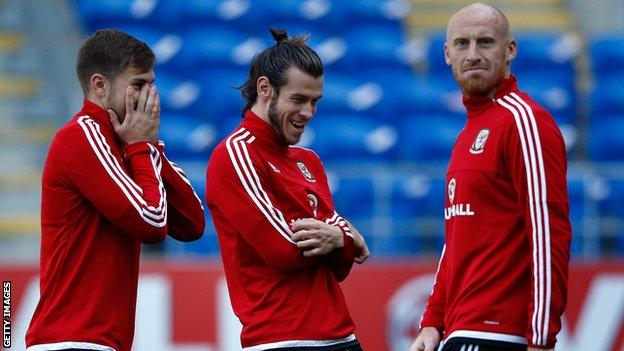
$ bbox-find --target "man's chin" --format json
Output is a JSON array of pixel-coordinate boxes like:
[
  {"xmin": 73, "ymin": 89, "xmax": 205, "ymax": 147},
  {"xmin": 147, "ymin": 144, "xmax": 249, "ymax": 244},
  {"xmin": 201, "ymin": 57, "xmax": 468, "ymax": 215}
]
[
  {"xmin": 459, "ymin": 80, "xmax": 494, "ymax": 96},
  {"xmin": 285, "ymin": 135, "xmax": 301, "ymax": 146}
]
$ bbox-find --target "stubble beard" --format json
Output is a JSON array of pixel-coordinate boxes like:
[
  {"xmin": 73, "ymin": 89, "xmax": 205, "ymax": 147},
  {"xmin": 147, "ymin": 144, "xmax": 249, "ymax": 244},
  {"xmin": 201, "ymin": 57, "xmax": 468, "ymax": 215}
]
[
  {"xmin": 457, "ymin": 71, "xmax": 501, "ymax": 97},
  {"xmin": 268, "ymin": 97, "xmax": 291, "ymax": 145},
  {"xmin": 105, "ymin": 85, "xmax": 126, "ymax": 122}
]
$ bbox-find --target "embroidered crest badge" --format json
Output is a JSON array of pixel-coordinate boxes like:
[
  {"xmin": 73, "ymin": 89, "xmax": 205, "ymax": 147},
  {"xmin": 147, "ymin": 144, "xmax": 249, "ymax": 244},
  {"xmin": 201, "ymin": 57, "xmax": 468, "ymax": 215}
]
[
  {"xmin": 470, "ymin": 129, "xmax": 490, "ymax": 154},
  {"xmin": 296, "ymin": 161, "xmax": 315, "ymax": 182}
]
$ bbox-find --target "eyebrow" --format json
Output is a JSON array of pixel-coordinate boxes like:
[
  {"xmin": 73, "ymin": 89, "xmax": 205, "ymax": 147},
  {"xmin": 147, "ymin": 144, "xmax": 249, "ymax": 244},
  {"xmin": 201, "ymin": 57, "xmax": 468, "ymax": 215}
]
[
  {"xmin": 453, "ymin": 35, "xmax": 495, "ymax": 42},
  {"xmin": 130, "ymin": 78, "xmax": 153, "ymax": 85},
  {"xmin": 291, "ymin": 93, "xmax": 323, "ymax": 100}
]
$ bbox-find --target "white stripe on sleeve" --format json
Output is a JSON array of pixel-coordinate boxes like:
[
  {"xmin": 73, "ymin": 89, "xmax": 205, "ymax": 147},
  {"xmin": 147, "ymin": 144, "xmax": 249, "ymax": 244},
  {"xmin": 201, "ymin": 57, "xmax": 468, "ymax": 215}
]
[
  {"xmin": 77, "ymin": 116, "xmax": 166, "ymax": 227},
  {"xmin": 225, "ymin": 128, "xmax": 294, "ymax": 243},
  {"xmin": 496, "ymin": 94, "xmax": 551, "ymax": 346}
]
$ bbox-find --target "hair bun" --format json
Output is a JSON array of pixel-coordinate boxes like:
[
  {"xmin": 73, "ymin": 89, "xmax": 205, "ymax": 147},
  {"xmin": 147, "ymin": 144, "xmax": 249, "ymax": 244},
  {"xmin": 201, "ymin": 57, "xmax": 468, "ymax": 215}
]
[{"xmin": 268, "ymin": 28, "xmax": 288, "ymax": 44}]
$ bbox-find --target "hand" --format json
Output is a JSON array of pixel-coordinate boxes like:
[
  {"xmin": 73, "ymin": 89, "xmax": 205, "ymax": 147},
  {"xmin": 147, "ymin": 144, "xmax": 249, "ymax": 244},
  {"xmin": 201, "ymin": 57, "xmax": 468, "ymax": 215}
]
[
  {"xmin": 109, "ymin": 84, "xmax": 160, "ymax": 145},
  {"xmin": 410, "ymin": 327, "xmax": 440, "ymax": 351},
  {"xmin": 291, "ymin": 218, "xmax": 344, "ymax": 257},
  {"xmin": 348, "ymin": 222, "xmax": 370, "ymax": 264}
]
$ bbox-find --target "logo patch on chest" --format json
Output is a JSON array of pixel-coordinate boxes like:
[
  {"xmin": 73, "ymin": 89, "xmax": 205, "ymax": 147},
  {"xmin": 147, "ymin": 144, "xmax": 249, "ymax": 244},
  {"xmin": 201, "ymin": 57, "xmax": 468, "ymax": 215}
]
[
  {"xmin": 469, "ymin": 128, "xmax": 490, "ymax": 154},
  {"xmin": 296, "ymin": 161, "xmax": 315, "ymax": 182}
]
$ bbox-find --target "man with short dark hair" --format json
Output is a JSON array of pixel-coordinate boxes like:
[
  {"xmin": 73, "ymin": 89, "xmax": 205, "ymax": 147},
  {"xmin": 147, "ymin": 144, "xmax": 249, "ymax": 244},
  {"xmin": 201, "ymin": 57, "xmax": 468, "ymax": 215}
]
[
  {"xmin": 205, "ymin": 28, "xmax": 370, "ymax": 351},
  {"xmin": 410, "ymin": 3, "xmax": 571, "ymax": 351},
  {"xmin": 26, "ymin": 29, "xmax": 206, "ymax": 351}
]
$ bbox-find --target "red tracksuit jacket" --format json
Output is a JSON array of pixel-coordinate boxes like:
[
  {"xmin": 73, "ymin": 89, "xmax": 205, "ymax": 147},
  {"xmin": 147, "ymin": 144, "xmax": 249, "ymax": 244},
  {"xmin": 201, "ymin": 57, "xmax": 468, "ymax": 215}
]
[
  {"xmin": 420, "ymin": 76, "xmax": 571, "ymax": 349},
  {"xmin": 205, "ymin": 111, "xmax": 357, "ymax": 350},
  {"xmin": 26, "ymin": 99, "xmax": 205, "ymax": 351}
]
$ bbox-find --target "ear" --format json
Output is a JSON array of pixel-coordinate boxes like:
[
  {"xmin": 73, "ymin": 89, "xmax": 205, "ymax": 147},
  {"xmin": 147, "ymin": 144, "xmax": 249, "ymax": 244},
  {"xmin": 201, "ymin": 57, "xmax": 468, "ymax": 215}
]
[
  {"xmin": 444, "ymin": 42, "xmax": 451, "ymax": 65},
  {"xmin": 90, "ymin": 73, "xmax": 108, "ymax": 98},
  {"xmin": 506, "ymin": 38, "xmax": 517, "ymax": 63},
  {"xmin": 256, "ymin": 76, "xmax": 272, "ymax": 102}
]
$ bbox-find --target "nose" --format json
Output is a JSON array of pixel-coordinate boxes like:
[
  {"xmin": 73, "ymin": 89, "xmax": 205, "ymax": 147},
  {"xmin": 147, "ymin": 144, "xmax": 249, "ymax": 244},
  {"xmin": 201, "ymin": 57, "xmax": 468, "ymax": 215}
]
[
  {"xmin": 466, "ymin": 41, "xmax": 481, "ymax": 63},
  {"xmin": 300, "ymin": 102, "xmax": 315, "ymax": 119}
]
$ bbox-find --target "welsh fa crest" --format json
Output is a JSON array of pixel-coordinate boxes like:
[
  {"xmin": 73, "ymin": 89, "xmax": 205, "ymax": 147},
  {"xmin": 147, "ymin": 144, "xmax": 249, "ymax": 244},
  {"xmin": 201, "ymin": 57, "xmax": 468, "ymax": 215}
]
[
  {"xmin": 296, "ymin": 161, "xmax": 315, "ymax": 182},
  {"xmin": 470, "ymin": 128, "xmax": 490, "ymax": 154}
]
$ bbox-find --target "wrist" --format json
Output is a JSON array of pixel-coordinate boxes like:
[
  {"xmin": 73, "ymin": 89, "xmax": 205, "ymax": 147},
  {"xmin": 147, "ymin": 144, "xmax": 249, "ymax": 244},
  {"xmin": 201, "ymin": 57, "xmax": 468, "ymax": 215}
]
[
  {"xmin": 124, "ymin": 141, "xmax": 154, "ymax": 159},
  {"xmin": 334, "ymin": 225, "xmax": 346, "ymax": 249}
]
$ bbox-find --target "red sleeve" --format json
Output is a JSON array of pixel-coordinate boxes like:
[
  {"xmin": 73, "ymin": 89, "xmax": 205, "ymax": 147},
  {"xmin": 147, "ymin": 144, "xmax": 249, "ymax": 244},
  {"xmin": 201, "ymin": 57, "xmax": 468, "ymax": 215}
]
[
  {"xmin": 205, "ymin": 140, "xmax": 321, "ymax": 272},
  {"xmin": 156, "ymin": 142, "xmax": 206, "ymax": 241},
  {"xmin": 60, "ymin": 118, "xmax": 168, "ymax": 243},
  {"xmin": 323, "ymin": 211, "xmax": 355, "ymax": 282},
  {"xmin": 499, "ymin": 96, "xmax": 571, "ymax": 349},
  {"xmin": 420, "ymin": 244, "xmax": 448, "ymax": 333}
]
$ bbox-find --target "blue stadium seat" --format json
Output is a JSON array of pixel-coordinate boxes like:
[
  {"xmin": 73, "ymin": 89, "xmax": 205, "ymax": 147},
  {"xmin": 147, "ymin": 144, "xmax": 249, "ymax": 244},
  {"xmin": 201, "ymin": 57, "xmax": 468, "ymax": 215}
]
[
  {"xmin": 174, "ymin": 0, "xmax": 254, "ymax": 28},
  {"xmin": 74, "ymin": 0, "xmax": 177, "ymax": 30},
  {"xmin": 590, "ymin": 75, "xmax": 624, "ymax": 116},
  {"xmin": 329, "ymin": 176, "xmax": 375, "ymax": 218},
  {"xmin": 587, "ymin": 115, "xmax": 624, "ymax": 161},
  {"xmin": 518, "ymin": 71, "xmax": 576, "ymax": 125},
  {"xmin": 159, "ymin": 113, "xmax": 219, "ymax": 161},
  {"xmin": 308, "ymin": 34, "xmax": 349, "ymax": 72},
  {"xmin": 197, "ymin": 68, "xmax": 247, "ymax": 121},
  {"xmin": 340, "ymin": 25, "xmax": 412, "ymax": 72},
  {"xmin": 513, "ymin": 32, "xmax": 579, "ymax": 75},
  {"xmin": 339, "ymin": 0, "xmax": 409, "ymax": 27},
  {"xmin": 424, "ymin": 31, "xmax": 449, "ymax": 76},
  {"xmin": 391, "ymin": 175, "xmax": 445, "ymax": 217},
  {"xmin": 389, "ymin": 173, "xmax": 446, "ymax": 255},
  {"xmin": 249, "ymin": 0, "xmax": 346, "ymax": 33},
  {"xmin": 397, "ymin": 114, "xmax": 464, "ymax": 161},
  {"xmin": 155, "ymin": 72, "xmax": 205, "ymax": 114},
  {"xmin": 371, "ymin": 70, "xmax": 463, "ymax": 116},
  {"xmin": 307, "ymin": 114, "xmax": 399, "ymax": 161},
  {"xmin": 321, "ymin": 74, "xmax": 392, "ymax": 115},
  {"xmin": 589, "ymin": 34, "xmax": 624, "ymax": 77},
  {"xmin": 177, "ymin": 26, "xmax": 268, "ymax": 70},
  {"xmin": 157, "ymin": 68, "xmax": 246, "ymax": 120},
  {"xmin": 596, "ymin": 179, "xmax": 624, "ymax": 257},
  {"xmin": 569, "ymin": 218, "xmax": 584, "ymax": 257},
  {"xmin": 567, "ymin": 178, "xmax": 586, "ymax": 220},
  {"xmin": 596, "ymin": 178, "xmax": 624, "ymax": 217}
]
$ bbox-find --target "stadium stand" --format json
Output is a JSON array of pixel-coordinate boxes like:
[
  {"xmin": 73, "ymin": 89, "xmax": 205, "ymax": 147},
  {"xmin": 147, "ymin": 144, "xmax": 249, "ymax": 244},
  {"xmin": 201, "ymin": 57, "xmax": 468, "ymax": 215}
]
[
  {"xmin": 3, "ymin": 0, "xmax": 624, "ymax": 260},
  {"xmin": 307, "ymin": 114, "xmax": 400, "ymax": 161},
  {"xmin": 67, "ymin": 0, "xmax": 622, "ymax": 258}
]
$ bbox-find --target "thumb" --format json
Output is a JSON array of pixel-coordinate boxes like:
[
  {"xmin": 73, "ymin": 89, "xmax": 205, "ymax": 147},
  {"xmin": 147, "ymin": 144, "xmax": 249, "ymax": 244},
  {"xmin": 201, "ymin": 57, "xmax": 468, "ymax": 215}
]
[{"xmin": 108, "ymin": 109, "xmax": 121, "ymax": 129}]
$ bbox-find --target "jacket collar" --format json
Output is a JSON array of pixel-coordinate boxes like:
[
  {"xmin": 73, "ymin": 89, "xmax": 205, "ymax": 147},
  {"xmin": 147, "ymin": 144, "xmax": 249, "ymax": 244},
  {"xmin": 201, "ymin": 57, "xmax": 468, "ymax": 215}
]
[
  {"xmin": 241, "ymin": 110, "xmax": 289, "ymax": 152},
  {"xmin": 462, "ymin": 75, "xmax": 518, "ymax": 115},
  {"xmin": 80, "ymin": 98, "xmax": 113, "ymax": 131}
]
